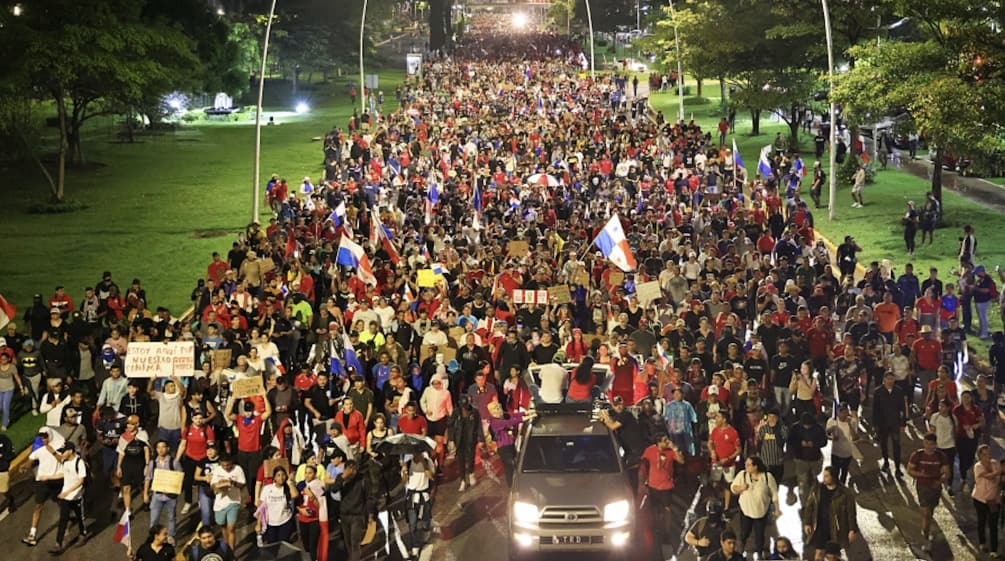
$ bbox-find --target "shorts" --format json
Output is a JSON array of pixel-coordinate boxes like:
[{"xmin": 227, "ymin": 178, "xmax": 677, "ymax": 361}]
[
  {"xmin": 215, "ymin": 503, "xmax": 240, "ymax": 526},
  {"xmin": 710, "ymin": 464, "xmax": 737, "ymax": 483},
  {"xmin": 122, "ymin": 464, "xmax": 145, "ymax": 488},
  {"xmin": 0, "ymin": 471, "xmax": 8, "ymax": 493},
  {"xmin": 917, "ymin": 485, "xmax": 942, "ymax": 508},
  {"xmin": 34, "ymin": 480, "xmax": 62, "ymax": 504},
  {"xmin": 427, "ymin": 418, "xmax": 448, "ymax": 438}
]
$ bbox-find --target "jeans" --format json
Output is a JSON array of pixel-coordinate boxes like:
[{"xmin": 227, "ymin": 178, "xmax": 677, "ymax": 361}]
[
  {"xmin": 877, "ymin": 427, "xmax": 902, "ymax": 467},
  {"xmin": 773, "ymin": 387, "xmax": 790, "ymax": 416},
  {"xmin": 794, "ymin": 458, "xmax": 823, "ymax": 501},
  {"xmin": 340, "ymin": 513, "xmax": 367, "ymax": 561},
  {"xmin": 831, "ymin": 454, "xmax": 852, "ymax": 484},
  {"xmin": 0, "ymin": 390, "xmax": 13, "ymax": 429},
  {"xmin": 977, "ymin": 300, "xmax": 991, "ymax": 338},
  {"xmin": 198, "ymin": 485, "xmax": 214, "ymax": 528},
  {"xmin": 963, "ymin": 296, "xmax": 974, "ymax": 333},
  {"xmin": 739, "ymin": 512, "xmax": 769, "ymax": 555},
  {"xmin": 149, "ymin": 495, "xmax": 177, "ymax": 538},
  {"xmin": 975, "ymin": 498, "xmax": 1000, "ymax": 551}
]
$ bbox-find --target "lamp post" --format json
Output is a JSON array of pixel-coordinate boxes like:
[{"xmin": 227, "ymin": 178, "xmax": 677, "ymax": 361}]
[
  {"xmin": 360, "ymin": 0, "xmax": 368, "ymax": 115},
  {"xmin": 252, "ymin": 0, "xmax": 278, "ymax": 223},
  {"xmin": 667, "ymin": 0, "xmax": 684, "ymax": 123},
  {"xmin": 584, "ymin": 0, "xmax": 595, "ymax": 78},
  {"xmin": 822, "ymin": 0, "xmax": 837, "ymax": 220}
]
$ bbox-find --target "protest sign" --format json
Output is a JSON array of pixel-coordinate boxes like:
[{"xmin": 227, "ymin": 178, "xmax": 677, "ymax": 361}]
[
  {"xmin": 125, "ymin": 342, "xmax": 195, "ymax": 377},
  {"xmin": 232, "ymin": 376, "xmax": 265, "ymax": 399}
]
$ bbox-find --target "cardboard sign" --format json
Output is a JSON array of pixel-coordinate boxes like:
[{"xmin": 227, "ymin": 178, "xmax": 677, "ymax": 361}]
[
  {"xmin": 512, "ymin": 289, "xmax": 549, "ymax": 306},
  {"xmin": 549, "ymin": 285, "xmax": 572, "ymax": 305},
  {"xmin": 211, "ymin": 349, "xmax": 233, "ymax": 373},
  {"xmin": 609, "ymin": 271, "xmax": 625, "ymax": 286},
  {"xmin": 417, "ymin": 269, "xmax": 440, "ymax": 288},
  {"xmin": 125, "ymin": 342, "xmax": 195, "ymax": 378},
  {"xmin": 419, "ymin": 344, "xmax": 457, "ymax": 367},
  {"xmin": 231, "ymin": 376, "xmax": 265, "ymax": 399},
  {"xmin": 573, "ymin": 269, "xmax": 591, "ymax": 288},
  {"xmin": 151, "ymin": 469, "xmax": 184, "ymax": 495},
  {"xmin": 448, "ymin": 326, "xmax": 466, "ymax": 346},
  {"xmin": 636, "ymin": 281, "xmax": 662, "ymax": 304},
  {"xmin": 263, "ymin": 457, "xmax": 291, "ymax": 478},
  {"xmin": 260, "ymin": 257, "xmax": 276, "ymax": 274},
  {"xmin": 507, "ymin": 240, "xmax": 529, "ymax": 257}
]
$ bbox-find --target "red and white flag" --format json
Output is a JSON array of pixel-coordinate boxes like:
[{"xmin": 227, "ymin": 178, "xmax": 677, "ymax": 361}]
[{"xmin": 0, "ymin": 295, "xmax": 15, "ymax": 330}]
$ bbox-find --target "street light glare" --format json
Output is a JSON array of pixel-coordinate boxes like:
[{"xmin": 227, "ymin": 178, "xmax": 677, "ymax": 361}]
[
  {"xmin": 295, "ymin": 101, "xmax": 310, "ymax": 114},
  {"xmin": 512, "ymin": 12, "xmax": 528, "ymax": 30}
]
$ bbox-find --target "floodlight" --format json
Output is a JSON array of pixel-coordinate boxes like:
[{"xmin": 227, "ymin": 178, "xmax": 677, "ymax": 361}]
[{"xmin": 295, "ymin": 102, "xmax": 310, "ymax": 114}]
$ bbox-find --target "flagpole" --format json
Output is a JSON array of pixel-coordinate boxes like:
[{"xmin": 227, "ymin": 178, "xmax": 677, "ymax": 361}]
[
  {"xmin": 822, "ymin": 0, "xmax": 838, "ymax": 220},
  {"xmin": 252, "ymin": 0, "xmax": 278, "ymax": 223}
]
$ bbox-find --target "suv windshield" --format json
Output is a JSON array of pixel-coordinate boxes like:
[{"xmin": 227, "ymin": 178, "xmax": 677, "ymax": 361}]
[{"xmin": 521, "ymin": 434, "xmax": 620, "ymax": 473}]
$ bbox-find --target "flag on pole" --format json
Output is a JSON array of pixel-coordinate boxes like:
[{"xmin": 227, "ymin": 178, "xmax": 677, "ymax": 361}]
[
  {"xmin": 0, "ymin": 295, "xmax": 15, "ymax": 330},
  {"xmin": 342, "ymin": 333, "xmax": 364, "ymax": 374},
  {"xmin": 336, "ymin": 235, "xmax": 377, "ymax": 285},
  {"xmin": 758, "ymin": 146, "xmax": 773, "ymax": 179},
  {"xmin": 472, "ymin": 185, "xmax": 483, "ymax": 230},
  {"xmin": 330, "ymin": 201, "xmax": 346, "ymax": 227},
  {"xmin": 284, "ymin": 227, "xmax": 297, "ymax": 258},
  {"xmin": 113, "ymin": 511, "xmax": 130, "ymax": 550},
  {"xmin": 793, "ymin": 156, "xmax": 806, "ymax": 177},
  {"xmin": 732, "ymin": 139, "xmax": 746, "ymax": 171},
  {"xmin": 402, "ymin": 282, "xmax": 415, "ymax": 306},
  {"xmin": 369, "ymin": 207, "xmax": 381, "ymax": 249},
  {"xmin": 593, "ymin": 214, "xmax": 637, "ymax": 272},
  {"xmin": 425, "ymin": 181, "xmax": 439, "ymax": 225}
]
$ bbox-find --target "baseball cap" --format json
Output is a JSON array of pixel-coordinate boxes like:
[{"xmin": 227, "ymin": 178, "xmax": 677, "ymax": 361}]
[{"xmin": 707, "ymin": 384, "xmax": 719, "ymax": 395}]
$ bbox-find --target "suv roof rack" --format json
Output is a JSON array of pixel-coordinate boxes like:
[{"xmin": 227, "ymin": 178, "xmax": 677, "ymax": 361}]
[{"xmin": 531, "ymin": 402, "xmax": 598, "ymax": 416}]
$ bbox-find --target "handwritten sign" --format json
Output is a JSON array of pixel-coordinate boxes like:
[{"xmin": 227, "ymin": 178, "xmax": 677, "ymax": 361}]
[
  {"xmin": 417, "ymin": 269, "xmax": 440, "ymax": 288},
  {"xmin": 125, "ymin": 342, "xmax": 195, "ymax": 378},
  {"xmin": 260, "ymin": 257, "xmax": 276, "ymax": 274},
  {"xmin": 548, "ymin": 285, "xmax": 572, "ymax": 305},
  {"xmin": 573, "ymin": 269, "xmax": 591, "ymax": 288},
  {"xmin": 636, "ymin": 281, "xmax": 662, "ymax": 304},
  {"xmin": 151, "ymin": 469, "xmax": 184, "ymax": 495},
  {"xmin": 512, "ymin": 289, "xmax": 549, "ymax": 306},
  {"xmin": 232, "ymin": 376, "xmax": 265, "ymax": 399},
  {"xmin": 609, "ymin": 271, "xmax": 625, "ymax": 286},
  {"xmin": 211, "ymin": 349, "xmax": 232, "ymax": 373},
  {"xmin": 507, "ymin": 240, "xmax": 529, "ymax": 257}
]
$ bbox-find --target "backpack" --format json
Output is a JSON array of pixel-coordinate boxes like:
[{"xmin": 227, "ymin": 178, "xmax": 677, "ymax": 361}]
[{"xmin": 191, "ymin": 541, "xmax": 230, "ymax": 561}]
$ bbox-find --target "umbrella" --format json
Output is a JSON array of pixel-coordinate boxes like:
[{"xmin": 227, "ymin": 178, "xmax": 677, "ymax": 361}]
[
  {"xmin": 247, "ymin": 541, "xmax": 311, "ymax": 561},
  {"xmin": 375, "ymin": 433, "xmax": 437, "ymax": 456},
  {"xmin": 527, "ymin": 173, "xmax": 561, "ymax": 187}
]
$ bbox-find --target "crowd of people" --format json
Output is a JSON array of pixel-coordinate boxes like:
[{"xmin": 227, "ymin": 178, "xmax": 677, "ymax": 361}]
[{"xmin": 5, "ymin": 23, "xmax": 1005, "ymax": 561}]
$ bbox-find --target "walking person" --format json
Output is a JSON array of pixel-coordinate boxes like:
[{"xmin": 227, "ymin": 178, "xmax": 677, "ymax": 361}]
[
  {"xmin": 954, "ymin": 390, "xmax": 985, "ymax": 493},
  {"xmin": 755, "ymin": 409, "xmax": 788, "ymax": 488},
  {"xmin": 401, "ymin": 453, "xmax": 435, "ymax": 559},
  {"xmin": 0, "ymin": 352, "xmax": 26, "ymax": 431},
  {"xmin": 872, "ymin": 373, "xmax": 907, "ymax": 477},
  {"xmin": 730, "ymin": 456, "xmax": 781, "ymax": 559},
  {"xmin": 908, "ymin": 433, "xmax": 950, "ymax": 552},
  {"xmin": 485, "ymin": 401, "xmax": 530, "ymax": 486},
  {"xmin": 49, "ymin": 442, "xmax": 90, "ymax": 554},
  {"xmin": 920, "ymin": 192, "xmax": 940, "ymax": 245},
  {"xmin": 259, "ymin": 465, "xmax": 298, "ymax": 544},
  {"xmin": 133, "ymin": 525, "xmax": 175, "ymax": 561},
  {"xmin": 788, "ymin": 413, "xmax": 827, "ymax": 502},
  {"xmin": 825, "ymin": 404, "xmax": 859, "ymax": 484},
  {"xmin": 903, "ymin": 201, "xmax": 919, "ymax": 258},
  {"xmin": 926, "ymin": 398, "xmax": 958, "ymax": 495},
  {"xmin": 802, "ymin": 466, "xmax": 858, "ymax": 561},
  {"xmin": 117, "ymin": 414, "xmax": 151, "ymax": 518},
  {"xmin": 684, "ymin": 498, "xmax": 728, "ymax": 561},
  {"xmin": 447, "ymin": 395, "xmax": 482, "ymax": 492},
  {"xmin": 639, "ymin": 433, "xmax": 685, "ymax": 544},
  {"xmin": 21, "ymin": 428, "xmax": 64, "ymax": 546},
  {"xmin": 850, "ymin": 164, "xmax": 865, "ymax": 208},
  {"xmin": 972, "ymin": 444, "xmax": 1002, "ymax": 556},
  {"xmin": 210, "ymin": 455, "xmax": 246, "ymax": 552},
  {"xmin": 810, "ymin": 162, "xmax": 824, "ymax": 209},
  {"xmin": 144, "ymin": 440, "xmax": 183, "ymax": 542}
]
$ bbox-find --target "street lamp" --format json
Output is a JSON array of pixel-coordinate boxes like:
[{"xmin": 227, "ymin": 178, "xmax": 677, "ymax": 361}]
[
  {"xmin": 360, "ymin": 0, "xmax": 368, "ymax": 115},
  {"xmin": 252, "ymin": 0, "xmax": 278, "ymax": 223},
  {"xmin": 584, "ymin": 0, "xmax": 595, "ymax": 78},
  {"xmin": 822, "ymin": 0, "xmax": 837, "ymax": 220},
  {"xmin": 667, "ymin": 0, "xmax": 684, "ymax": 123}
]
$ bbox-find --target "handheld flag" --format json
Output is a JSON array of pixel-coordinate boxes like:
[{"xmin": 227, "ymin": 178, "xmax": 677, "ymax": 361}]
[
  {"xmin": 793, "ymin": 157, "xmax": 806, "ymax": 177},
  {"xmin": 593, "ymin": 214, "xmax": 637, "ymax": 272},
  {"xmin": 0, "ymin": 294, "xmax": 15, "ymax": 329},
  {"xmin": 336, "ymin": 235, "xmax": 377, "ymax": 285},
  {"xmin": 472, "ymin": 185, "xmax": 483, "ymax": 230},
  {"xmin": 732, "ymin": 139, "xmax": 746, "ymax": 171},
  {"xmin": 113, "ymin": 511, "xmax": 130, "ymax": 549}
]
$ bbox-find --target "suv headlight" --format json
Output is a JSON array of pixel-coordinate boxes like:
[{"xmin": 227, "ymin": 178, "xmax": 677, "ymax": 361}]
[
  {"xmin": 513, "ymin": 501, "xmax": 540, "ymax": 524},
  {"xmin": 603, "ymin": 499, "xmax": 630, "ymax": 523}
]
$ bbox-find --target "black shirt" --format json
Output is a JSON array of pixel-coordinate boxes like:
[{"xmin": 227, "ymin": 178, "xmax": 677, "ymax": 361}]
[
  {"xmin": 305, "ymin": 385, "xmax": 336, "ymax": 420},
  {"xmin": 610, "ymin": 409, "xmax": 646, "ymax": 466},
  {"xmin": 770, "ymin": 354, "xmax": 796, "ymax": 388},
  {"xmin": 134, "ymin": 542, "xmax": 176, "ymax": 561}
]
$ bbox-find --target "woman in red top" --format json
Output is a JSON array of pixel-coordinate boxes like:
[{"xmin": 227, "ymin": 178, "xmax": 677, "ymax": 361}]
[
  {"xmin": 954, "ymin": 390, "xmax": 985, "ymax": 492},
  {"xmin": 566, "ymin": 357, "xmax": 597, "ymax": 403},
  {"xmin": 297, "ymin": 465, "xmax": 322, "ymax": 560},
  {"xmin": 565, "ymin": 328, "xmax": 589, "ymax": 363}
]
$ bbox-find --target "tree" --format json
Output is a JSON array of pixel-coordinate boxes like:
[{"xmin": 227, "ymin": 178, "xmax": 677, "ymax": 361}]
[{"xmin": 0, "ymin": 0, "xmax": 201, "ymax": 202}]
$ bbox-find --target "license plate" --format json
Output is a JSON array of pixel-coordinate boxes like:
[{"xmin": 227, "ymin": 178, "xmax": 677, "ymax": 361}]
[{"xmin": 552, "ymin": 535, "xmax": 588, "ymax": 545}]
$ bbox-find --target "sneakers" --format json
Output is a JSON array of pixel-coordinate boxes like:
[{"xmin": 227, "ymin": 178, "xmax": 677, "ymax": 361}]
[
  {"xmin": 21, "ymin": 534, "xmax": 37, "ymax": 547},
  {"xmin": 180, "ymin": 502, "xmax": 192, "ymax": 515},
  {"xmin": 48, "ymin": 542, "xmax": 65, "ymax": 555},
  {"xmin": 458, "ymin": 481, "xmax": 467, "ymax": 493},
  {"xmin": 895, "ymin": 468, "xmax": 904, "ymax": 478},
  {"xmin": 881, "ymin": 461, "xmax": 890, "ymax": 472},
  {"xmin": 32, "ymin": 409, "xmax": 39, "ymax": 417},
  {"xmin": 468, "ymin": 474, "xmax": 476, "ymax": 486},
  {"xmin": 257, "ymin": 534, "xmax": 264, "ymax": 548}
]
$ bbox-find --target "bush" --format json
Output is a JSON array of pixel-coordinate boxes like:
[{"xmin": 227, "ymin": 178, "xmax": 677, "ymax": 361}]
[
  {"xmin": 836, "ymin": 154, "xmax": 877, "ymax": 185},
  {"xmin": 181, "ymin": 110, "xmax": 204, "ymax": 123},
  {"xmin": 683, "ymin": 96, "xmax": 710, "ymax": 106},
  {"xmin": 26, "ymin": 198, "xmax": 89, "ymax": 214}
]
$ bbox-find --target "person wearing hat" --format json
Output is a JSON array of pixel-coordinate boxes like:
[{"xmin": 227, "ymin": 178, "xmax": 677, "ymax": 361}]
[
  {"xmin": 46, "ymin": 442, "xmax": 90, "ymax": 554},
  {"xmin": 685, "ymin": 497, "xmax": 728, "ymax": 560},
  {"xmin": 911, "ymin": 324, "xmax": 942, "ymax": 404}
]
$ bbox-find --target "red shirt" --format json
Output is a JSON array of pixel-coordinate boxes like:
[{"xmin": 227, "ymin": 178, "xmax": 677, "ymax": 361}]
[
  {"xmin": 641, "ymin": 445, "xmax": 678, "ymax": 491},
  {"xmin": 397, "ymin": 415, "xmax": 428, "ymax": 436},
  {"xmin": 236, "ymin": 415, "xmax": 264, "ymax": 452},
  {"xmin": 182, "ymin": 424, "xmax": 215, "ymax": 460},
  {"xmin": 913, "ymin": 338, "xmax": 942, "ymax": 371},
  {"xmin": 806, "ymin": 327, "xmax": 831, "ymax": 360},
  {"xmin": 909, "ymin": 449, "xmax": 947, "ymax": 488},
  {"xmin": 710, "ymin": 425, "xmax": 740, "ymax": 467},
  {"xmin": 333, "ymin": 409, "xmax": 367, "ymax": 446}
]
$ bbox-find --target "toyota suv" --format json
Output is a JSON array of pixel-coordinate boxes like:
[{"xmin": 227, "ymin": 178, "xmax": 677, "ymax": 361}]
[{"xmin": 507, "ymin": 399, "xmax": 635, "ymax": 561}]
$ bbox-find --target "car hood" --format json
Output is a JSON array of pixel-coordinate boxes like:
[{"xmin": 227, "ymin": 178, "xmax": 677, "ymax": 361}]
[{"xmin": 512, "ymin": 471, "xmax": 631, "ymax": 507}]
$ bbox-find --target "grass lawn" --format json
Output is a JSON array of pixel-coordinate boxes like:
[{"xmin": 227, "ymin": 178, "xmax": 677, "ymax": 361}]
[
  {"xmin": 651, "ymin": 82, "xmax": 1005, "ymax": 358},
  {"xmin": 0, "ymin": 70, "xmax": 405, "ymax": 316}
]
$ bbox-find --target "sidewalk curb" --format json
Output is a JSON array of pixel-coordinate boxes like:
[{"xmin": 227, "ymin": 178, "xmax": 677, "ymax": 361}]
[{"xmin": 9, "ymin": 445, "xmax": 31, "ymax": 474}]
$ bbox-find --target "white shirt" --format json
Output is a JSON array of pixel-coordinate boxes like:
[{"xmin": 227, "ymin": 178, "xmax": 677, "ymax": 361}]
[
  {"xmin": 30, "ymin": 442, "xmax": 63, "ymax": 480},
  {"xmin": 59, "ymin": 456, "xmax": 88, "ymax": 501},
  {"xmin": 260, "ymin": 483, "xmax": 294, "ymax": 526},
  {"xmin": 537, "ymin": 364, "xmax": 568, "ymax": 404},
  {"xmin": 825, "ymin": 418, "xmax": 858, "ymax": 459},
  {"xmin": 732, "ymin": 470, "xmax": 778, "ymax": 519},
  {"xmin": 929, "ymin": 412, "xmax": 956, "ymax": 449},
  {"xmin": 211, "ymin": 464, "xmax": 247, "ymax": 511}
]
